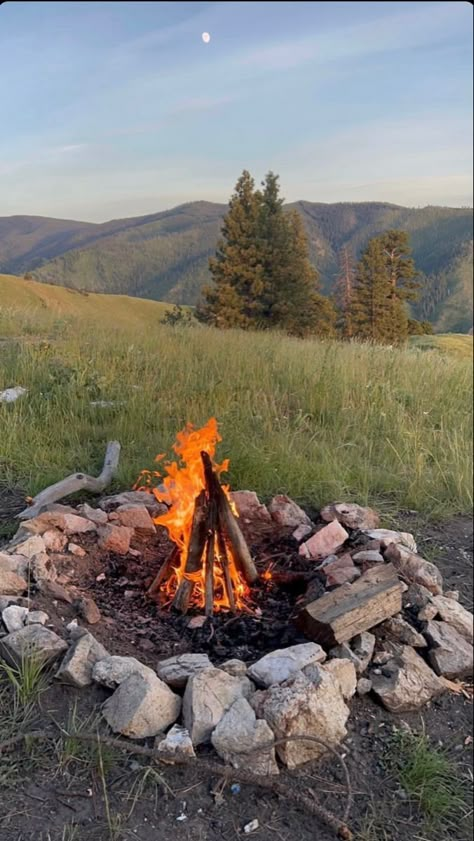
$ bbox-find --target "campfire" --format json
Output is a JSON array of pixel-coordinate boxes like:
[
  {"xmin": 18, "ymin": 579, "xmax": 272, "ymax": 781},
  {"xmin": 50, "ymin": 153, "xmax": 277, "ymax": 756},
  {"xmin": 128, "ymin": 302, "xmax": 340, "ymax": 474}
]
[{"xmin": 135, "ymin": 419, "xmax": 258, "ymax": 615}]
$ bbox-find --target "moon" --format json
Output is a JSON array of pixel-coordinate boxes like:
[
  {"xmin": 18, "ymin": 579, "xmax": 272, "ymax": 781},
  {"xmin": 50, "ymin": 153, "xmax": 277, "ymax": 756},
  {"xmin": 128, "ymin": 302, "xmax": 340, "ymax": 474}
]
[{"xmin": 201, "ymin": 32, "xmax": 211, "ymax": 44}]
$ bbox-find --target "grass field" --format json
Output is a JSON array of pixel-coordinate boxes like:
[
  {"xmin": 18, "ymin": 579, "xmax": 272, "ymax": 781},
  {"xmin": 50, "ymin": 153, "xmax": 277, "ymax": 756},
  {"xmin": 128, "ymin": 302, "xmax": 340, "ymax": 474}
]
[{"xmin": 1, "ymin": 274, "xmax": 472, "ymax": 518}]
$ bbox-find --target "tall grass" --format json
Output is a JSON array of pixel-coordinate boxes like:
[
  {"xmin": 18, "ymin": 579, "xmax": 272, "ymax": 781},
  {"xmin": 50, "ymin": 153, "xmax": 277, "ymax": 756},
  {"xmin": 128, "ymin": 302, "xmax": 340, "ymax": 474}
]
[{"xmin": 0, "ymin": 306, "xmax": 472, "ymax": 517}]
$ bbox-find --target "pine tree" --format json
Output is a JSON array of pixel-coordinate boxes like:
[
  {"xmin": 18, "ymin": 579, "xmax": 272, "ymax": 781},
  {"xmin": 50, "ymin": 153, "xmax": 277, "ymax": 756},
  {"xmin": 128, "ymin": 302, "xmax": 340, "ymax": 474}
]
[
  {"xmin": 197, "ymin": 170, "xmax": 264, "ymax": 328},
  {"xmin": 334, "ymin": 246, "xmax": 355, "ymax": 338},
  {"xmin": 376, "ymin": 230, "xmax": 420, "ymax": 302},
  {"xmin": 350, "ymin": 238, "xmax": 395, "ymax": 343}
]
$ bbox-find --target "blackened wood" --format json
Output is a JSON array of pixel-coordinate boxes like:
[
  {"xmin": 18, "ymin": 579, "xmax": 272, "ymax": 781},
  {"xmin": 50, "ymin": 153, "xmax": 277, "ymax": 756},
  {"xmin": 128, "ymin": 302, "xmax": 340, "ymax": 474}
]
[
  {"xmin": 217, "ymin": 532, "xmax": 236, "ymax": 612},
  {"xmin": 147, "ymin": 545, "xmax": 180, "ymax": 597},
  {"xmin": 172, "ymin": 489, "xmax": 208, "ymax": 612}
]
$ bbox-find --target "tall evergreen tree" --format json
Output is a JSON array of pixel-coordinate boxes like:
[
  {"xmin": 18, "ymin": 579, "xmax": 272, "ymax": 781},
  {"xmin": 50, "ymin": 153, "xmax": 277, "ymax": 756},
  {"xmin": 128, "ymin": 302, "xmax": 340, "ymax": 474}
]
[
  {"xmin": 376, "ymin": 230, "xmax": 420, "ymax": 302},
  {"xmin": 334, "ymin": 246, "xmax": 355, "ymax": 338},
  {"xmin": 197, "ymin": 170, "xmax": 264, "ymax": 328},
  {"xmin": 350, "ymin": 238, "xmax": 396, "ymax": 344}
]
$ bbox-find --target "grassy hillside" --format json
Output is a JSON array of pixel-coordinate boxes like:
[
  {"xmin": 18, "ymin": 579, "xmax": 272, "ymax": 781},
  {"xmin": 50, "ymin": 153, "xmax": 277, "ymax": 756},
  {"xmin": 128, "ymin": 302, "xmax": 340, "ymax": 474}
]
[
  {"xmin": 0, "ymin": 273, "xmax": 172, "ymax": 333},
  {"xmin": 0, "ymin": 277, "xmax": 471, "ymax": 518},
  {"xmin": 410, "ymin": 333, "xmax": 474, "ymax": 360},
  {"xmin": 1, "ymin": 201, "xmax": 472, "ymax": 333}
]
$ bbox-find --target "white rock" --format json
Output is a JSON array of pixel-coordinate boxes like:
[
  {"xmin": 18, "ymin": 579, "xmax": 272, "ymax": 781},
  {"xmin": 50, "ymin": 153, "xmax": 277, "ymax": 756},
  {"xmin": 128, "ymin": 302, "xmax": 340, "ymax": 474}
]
[
  {"xmin": 77, "ymin": 503, "xmax": 108, "ymax": 525},
  {"xmin": 92, "ymin": 655, "xmax": 156, "ymax": 688},
  {"xmin": 0, "ymin": 386, "xmax": 27, "ymax": 403},
  {"xmin": 183, "ymin": 667, "xmax": 252, "ymax": 745},
  {"xmin": 321, "ymin": 503, "xmax": 380, "ymax": 530},
  {"xmin": 2, "ymin": 604, "xmax": 29, "ymax": 632},
  {"xmin": 423, "ymin": 621, "xmax": 473, "ymax": 679},
  {"xmin": 363, "ymin": 529, "xmax": 417, "ymax": 552},
  {"xmin": 352, "ymin": 550, "xmax": 384, "ymax": 564},
  {"xmin": 292, "ymin": 523, "xmax": 312, "ymax": 542},
  {"xmin": 248, "ymin": 643, "xmax": 326, "ymax": 688},
  {"xmin": 429, "ymin": 596, "xmax": 473, "ymax": 643},
  {"xmin": 156, "ymin": 725, "xmax": 196, "ymax": 764},
  {"xmin": 0, "ymin": 550, "xmax": 29, "ymax": 578},
  {"xmin": 42, "ymin": 529, "xmax": 68, "ymax": 552},
  {"xmin": 219, "ymin": 658, "xmax": 248, "ymax": 677},
  {"xmin": 102, "ymin": 672, "xmax": 181, "ymax": 739},
  {"xmin": 56, "ymin": 633, "xmax": 109, "ymax": 688},
  {"xmin": 371, "ymin": 645, "xmax": 445, "ymax": 712},
  {"xmin": 30, "ymin": 553, "xmax": 57, "ymax": 583},
  {"xmin": 10, "ymin": 534, "xmax": 46, "ymax": 559},
  {"xmin": 211, "ymin": 697, "xmax": 279, "ymax": 775},
  {"xmin": 157, "ymin": 653, "xmax": 212, "ymax": 688},
  {"xmin": 251, "ymin": 670, "xmax": 350, "ymax": 769},
  {"xmin": 385, "ymin": 544, "xmax": 443, "ymax": 595},
  {"xmin": 25, "ymin": 610, "xmax": 49, "ymax": 625},
  {"xmin": 68, "ymin": 543, "xmax": 86, "ymax": 557}
]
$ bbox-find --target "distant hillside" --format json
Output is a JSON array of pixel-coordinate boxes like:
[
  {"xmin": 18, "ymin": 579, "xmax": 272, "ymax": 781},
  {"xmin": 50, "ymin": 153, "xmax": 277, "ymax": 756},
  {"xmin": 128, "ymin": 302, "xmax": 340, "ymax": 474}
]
[
  {"xmin": 0, "ymin": 201, "xmax": 472, "ymax": 333},
  {"xmin": 0, "ymin": 273, "xmax": 172, "ymax": 331}
]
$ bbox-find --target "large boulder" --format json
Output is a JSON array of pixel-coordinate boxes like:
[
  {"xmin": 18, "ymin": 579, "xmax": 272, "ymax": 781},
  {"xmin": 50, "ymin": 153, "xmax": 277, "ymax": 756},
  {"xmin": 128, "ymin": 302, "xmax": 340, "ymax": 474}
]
[
  {"xmin": 428, "ymin": 596, "xmax": 473, "ymax": 643},
  {"xmin": 211, "ymin": 697, "xmax": 279, "ymax": 776},
  {"xmin": 268, "ymin": 495, "xmax": 312, "ymax": 528},
  {"xmin": 157, "ymin": 653, "xmax": 212, "ymax": 689},
  {"xmin": 299, "ymin": 521, "xmax": 349, "ymax": 560},
  {"xmin": 183, "ymin": 667, "xmax": 252, "ymax": 745},
  {"xmin": 248, "ymin": 643, "xmax": 326, "ymax": 688},
  {"xmin": 102, "ymin": 672, "xmax": 181, "ymax": 738},
  {"xmin": 384, "ymin": 544, "xmax": 443, "ymax": 595},
  {"xmin": 251, "ymin": 669, "xmax": 350, "ymax": 769},
  {"xmin": 423, "ymin": 621, "xmax": 473, "ymax": 679},
  {"xmin": 321, "ymin": 503, "xmax": 380, "ymax": 530},
  {"xmin": 56, "ymin": 633, "xmax": 109, "ymax": 688},
  {"xmin": 320, "ymin": 659, "xmax": 357, "ymax": 700},
  {"xmin": 370, "ymin": 645, "xmax": 445, "ymax": 712}
]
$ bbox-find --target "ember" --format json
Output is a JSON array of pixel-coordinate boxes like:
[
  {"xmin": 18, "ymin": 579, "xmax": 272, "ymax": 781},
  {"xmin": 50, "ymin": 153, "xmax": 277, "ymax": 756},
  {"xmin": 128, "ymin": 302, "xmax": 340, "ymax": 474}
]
[{"xmin": 135, "ymin": 419, "xmax": 258, "ymax": 615}]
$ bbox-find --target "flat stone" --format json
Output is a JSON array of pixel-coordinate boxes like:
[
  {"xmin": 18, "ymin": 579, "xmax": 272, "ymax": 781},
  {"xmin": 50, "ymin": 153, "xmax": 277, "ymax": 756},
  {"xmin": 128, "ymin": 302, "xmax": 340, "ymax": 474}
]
[
  {"xmin": 183, "ymin": 667, "xmax": 252, "ymax": 745},
  {"xmin": 42, "ymin": 529, "xmax": 68, "ymax": 552},
  {"xmin": 370, "ymin": 644, "xmax": 445, "ymax": 712},
  {"xmin": 157, "ymin": 653, "xmax": 212, "ymax": 689},
  {"xmin": 0, "ymin": 624, "xmax": 67, "ymax": 666},
  {"xmin": 292, "ymin": 523, "xmax": 312, "ymax": 542},
  {"xmin": 423, "ymin": 621, "xmax": 473, "ymax": 679},
  {"xmin": 68, "ymin": 543, "xmax": 86, "ymax": 557},
  {"xmin": 322, "ymin": 554, "xmax": 360, "ymax": 587},
  {"xmin": 102, "ymin": 672, "xmax": 181, "ymax": 739},
  {"xmin": 99, "ymin": 491, "xmax": 166, "ymax": 515},
  {"xmin": 268, "ymin": 495, "xmax": 312, "ymax": 528},
  {"xmin": 77, "ymin": 503, "xmax": 108, "ymax": 525},
  {"xmin": 74, "ymin": 595, "xmax": 101, "ymax": 625},
  {"xmin": 357, "ymin": 678, "xmax": 372, "ymax": 696},
  {"xmin": 251, "ymin": 670, "xmax": 350, "ymax": 769},
  {"xmin": 2, "ymin": 604, "xmax": 28, "ymax": 632},
  {"xmin": 219, "ymin": 659, "xmax": 248, "ymax": 677},
  {"xmin": 320, "ymin": 659, "xmax": 357, "ymax": 700},
  {"xmin": 385, "ymin": 544, "xmax": 443, "ymax": 595},
  {"xmin": 56, "ymin": 633, "xmax": 109, "ymax": 688},
  {"xmin": 299, "ymin": 521, "xmax": 349, "ymax": 560},
  {"xmin": 248, "ymin": 643, "xmax": 326, "ymax": 688},
  {"xmin": 97, "ymin": 524, "xmax": 133, "ymax": 555},
  {"xmin": 378, "ymin": 615, "xmax": 427, "ymax": 648},
  {"xmin": 25, "ymin": 610, "xmax": 49, "ymax": 625},
  {"xmin": 211, "ymin": 697, "xmax": 279, "ymax": 776},
  {"xmin": 429, "ymin": 596, "xmax": 473, "ymax": 643},
  {"xmin": 352, "ymin": 550, "xmax": 384, "ymax": 565},
  {"xmin": 155, "ymin": 725, "xmax": 196, "ymax": 764},
  {"xmin": 329, "ymin": 631, "xmax": 376, "ymax": 675},
  {"xmin": 230, "ymin": 491, "xmax": 272, "ymax": 524},
  {"xmin": 115, "ymin": 504, "xmax": 156, "ymax": 535},
  {"xmin": 92, "ymin": 655, "xmax": 155, "ymax": 688},
  {"xmin": 321, "ymin": 503, "xmax": 380, "ymax": 530},
  {"xmin": 0, "ymin": 561, "xmax": 27, "ymax": 596},
  {"xmin": 363, "ymin": 529, "xmax": 417, "ymax": 552}
]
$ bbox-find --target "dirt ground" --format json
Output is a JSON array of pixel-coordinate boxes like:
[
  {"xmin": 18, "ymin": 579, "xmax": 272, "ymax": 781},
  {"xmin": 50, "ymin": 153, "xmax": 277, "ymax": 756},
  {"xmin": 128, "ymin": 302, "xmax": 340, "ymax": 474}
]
[{"xmin": 0, "ymin": 508, "xmax": 472, "ymax": 841}]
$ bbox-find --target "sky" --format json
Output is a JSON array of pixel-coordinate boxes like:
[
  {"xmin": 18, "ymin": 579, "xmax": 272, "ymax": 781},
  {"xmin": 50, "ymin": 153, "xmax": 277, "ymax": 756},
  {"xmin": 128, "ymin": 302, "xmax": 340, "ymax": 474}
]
[{"xmin": 0, "ymin": 0, "xmax": 472, "ymax": 221}]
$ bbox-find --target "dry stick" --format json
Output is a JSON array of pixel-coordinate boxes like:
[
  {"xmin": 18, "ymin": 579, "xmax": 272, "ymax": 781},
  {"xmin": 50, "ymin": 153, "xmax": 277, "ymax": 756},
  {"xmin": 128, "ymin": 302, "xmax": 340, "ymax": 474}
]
[
  {"xmin": 204, "ymin": 535, "xmax": 215, "ymax": 617},
  {"xmin": 172, "ymin": 489, "xmax": 208, "ymax": 613},
  {"xmin": 0, "ymin": 731, "xmax": 353, "ymax": 840},
  {"xmin": 201, "ymin": 451, "xmax": 258, "ymax": 584},
  {"xmin": 147, "ymin": 545, "xmax": 181, "ymax": 598},
  {"xmin": 17, "ymin": 441, "xmax": 121, "ymax": 520},
  {"xmin": 217, "ymin": 531, "xmax": 236, "ymax": 612}
]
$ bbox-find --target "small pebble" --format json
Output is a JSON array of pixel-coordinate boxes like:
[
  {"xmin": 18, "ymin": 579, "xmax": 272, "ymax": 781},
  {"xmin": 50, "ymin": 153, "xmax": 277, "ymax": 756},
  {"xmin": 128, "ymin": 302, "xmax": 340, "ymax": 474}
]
[{"xmin": 244, "ymin": 819, "xmax": 259, "ymax": 834}]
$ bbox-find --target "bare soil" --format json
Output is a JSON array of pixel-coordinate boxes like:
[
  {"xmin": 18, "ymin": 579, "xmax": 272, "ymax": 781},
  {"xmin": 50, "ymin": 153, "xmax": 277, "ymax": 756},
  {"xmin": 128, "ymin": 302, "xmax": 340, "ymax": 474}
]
[{"xmin": 0, "ymin": 508, "xmax": 472, "ymax": 841}]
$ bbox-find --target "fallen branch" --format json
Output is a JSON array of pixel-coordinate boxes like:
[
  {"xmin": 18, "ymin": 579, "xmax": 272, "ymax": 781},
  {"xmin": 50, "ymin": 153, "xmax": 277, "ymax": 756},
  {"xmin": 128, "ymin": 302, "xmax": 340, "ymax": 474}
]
[
  {"xmin": 0, "ymin": 730, "xmax": 353, "ymax": 840},
  {"xmin": 17, "ymin": 441, "xmax": 121, "ymax": 520}
]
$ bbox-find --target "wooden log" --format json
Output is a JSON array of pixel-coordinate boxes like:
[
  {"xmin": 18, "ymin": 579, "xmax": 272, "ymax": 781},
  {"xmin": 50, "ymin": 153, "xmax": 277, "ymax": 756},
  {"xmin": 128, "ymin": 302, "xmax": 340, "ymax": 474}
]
[
  {"xmin": 18, "ymin": 441, "xmax": 121, "ymax": 520},
  {"xmin": 204, "ymin": 537, "xmax": 215, "ymax": 617},
  {"xmin": 297, "ymin": 564, "xmax": 402, "ymax": 648},
  {"xmin": 172, "ymin": 490, "xmax": 208, "ymax": 613},
  {"xmin": 217, "ymin": 532, "xmax": 236, "ymax": 612},
  {"xmin": 147, "ymin": 545, "xmax": 180, "ymax": 598},
  {"xmin": 201, "ymin": 452, "xmax": 258, "ymax": 584}
]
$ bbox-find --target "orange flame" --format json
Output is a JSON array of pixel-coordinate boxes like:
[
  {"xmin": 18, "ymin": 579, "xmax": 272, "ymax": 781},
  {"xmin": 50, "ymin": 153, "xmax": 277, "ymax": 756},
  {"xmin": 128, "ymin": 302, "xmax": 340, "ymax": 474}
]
[{"xmin": 135, "ymin": 418, "xmax": 249, "ymax": 611}]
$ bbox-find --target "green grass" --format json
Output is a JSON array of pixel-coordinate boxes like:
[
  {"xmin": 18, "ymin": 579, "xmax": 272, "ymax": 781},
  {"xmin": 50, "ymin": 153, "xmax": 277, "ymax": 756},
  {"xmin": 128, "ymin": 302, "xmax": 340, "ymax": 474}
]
[
  {"xmin": 0, "ymin": 275, "xmax": 472, "ymax": 517},
  {"xmin": 410, "ymin": 333, "xmax": 473, "ymax": 360}
]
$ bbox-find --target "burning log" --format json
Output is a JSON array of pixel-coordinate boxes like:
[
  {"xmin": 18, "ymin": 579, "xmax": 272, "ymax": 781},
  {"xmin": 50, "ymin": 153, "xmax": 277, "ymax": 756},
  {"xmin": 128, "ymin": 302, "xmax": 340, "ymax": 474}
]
[{"xmin": 147, "ymin": 449, "xmax": 258, "ymax": 615}]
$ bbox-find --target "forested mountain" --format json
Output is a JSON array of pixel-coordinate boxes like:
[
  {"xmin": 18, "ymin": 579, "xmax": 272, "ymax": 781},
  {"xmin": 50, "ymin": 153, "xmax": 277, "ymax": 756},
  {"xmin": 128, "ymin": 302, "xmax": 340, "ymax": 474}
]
[{"xmin": 1, "ymin": 201, "xmax": 472, "ymax": 332}]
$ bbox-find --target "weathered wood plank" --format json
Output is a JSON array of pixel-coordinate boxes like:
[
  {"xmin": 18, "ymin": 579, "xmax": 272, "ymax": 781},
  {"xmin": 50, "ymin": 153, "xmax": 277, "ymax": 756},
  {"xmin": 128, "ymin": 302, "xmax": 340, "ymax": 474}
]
[{"xmin": 297, "ymin": 563, "xmax": 402, "ymax": 648}]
